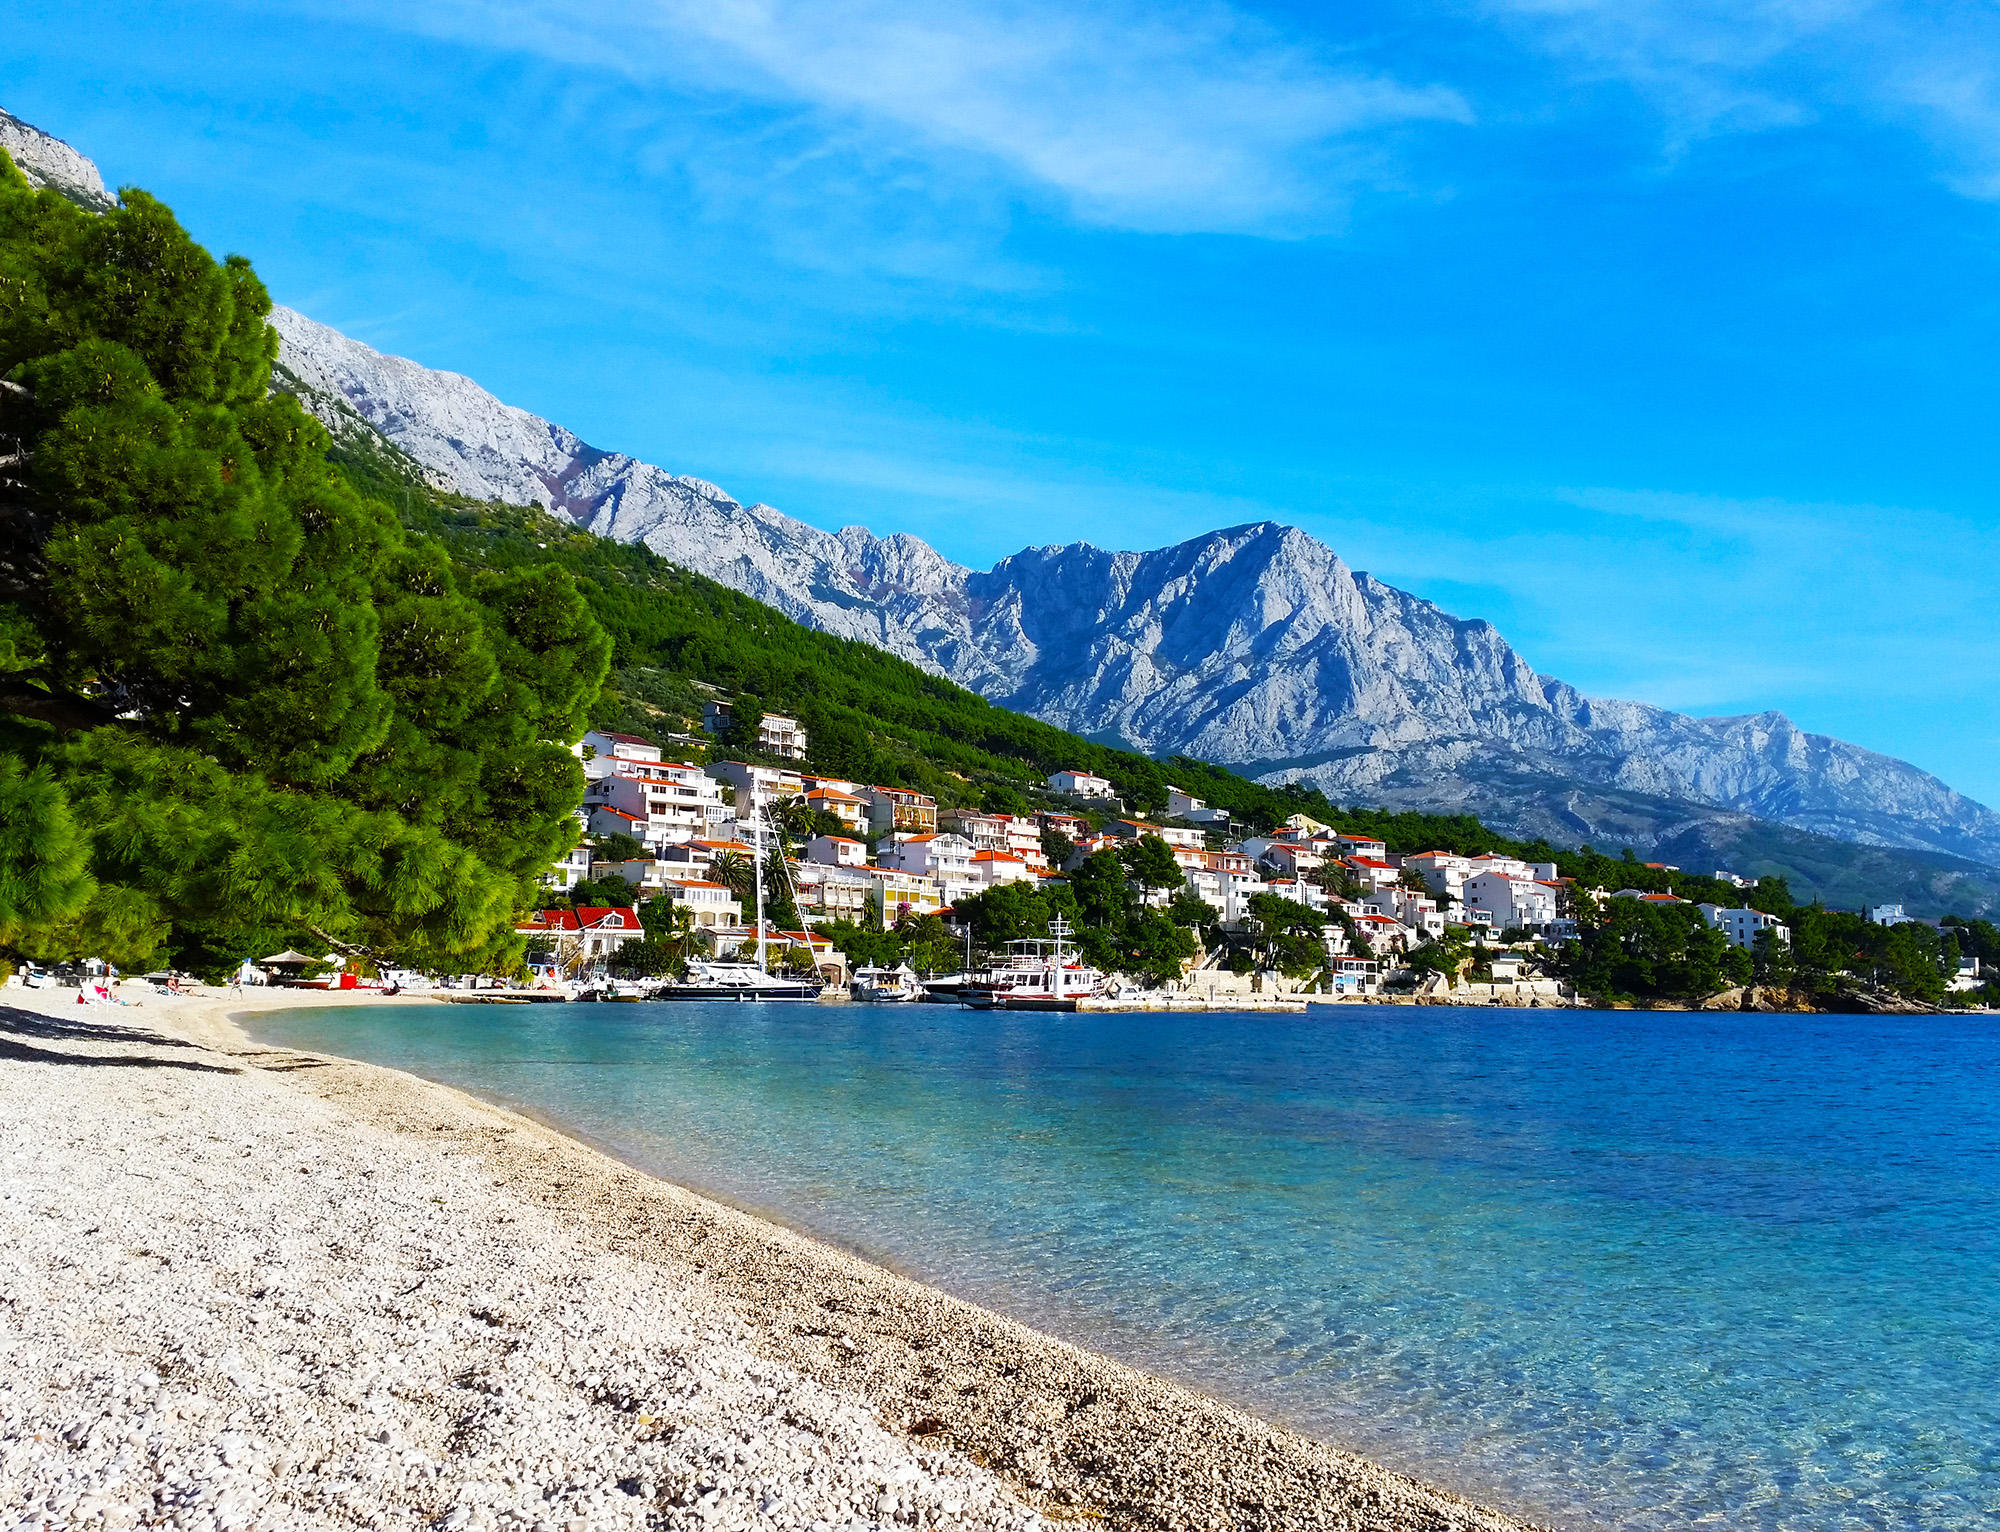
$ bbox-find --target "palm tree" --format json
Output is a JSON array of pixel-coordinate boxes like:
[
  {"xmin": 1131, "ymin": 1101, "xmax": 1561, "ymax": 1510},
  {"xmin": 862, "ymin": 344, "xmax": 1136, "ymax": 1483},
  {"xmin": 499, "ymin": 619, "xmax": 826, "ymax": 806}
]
[
  {"xmin": 708, "ymin": 851, "xmax": 755, "ymax": 903},
  {"xmin": 773, "ymin": 794, "xmax": 817, "ymax": 841}
]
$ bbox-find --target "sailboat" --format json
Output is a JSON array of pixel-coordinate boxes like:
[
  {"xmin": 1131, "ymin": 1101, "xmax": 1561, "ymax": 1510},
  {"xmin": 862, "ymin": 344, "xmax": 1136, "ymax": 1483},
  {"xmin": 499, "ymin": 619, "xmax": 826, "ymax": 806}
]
[{"xmin": 650, "ymin": 807, "xmax": 825, "ymax": 1002}]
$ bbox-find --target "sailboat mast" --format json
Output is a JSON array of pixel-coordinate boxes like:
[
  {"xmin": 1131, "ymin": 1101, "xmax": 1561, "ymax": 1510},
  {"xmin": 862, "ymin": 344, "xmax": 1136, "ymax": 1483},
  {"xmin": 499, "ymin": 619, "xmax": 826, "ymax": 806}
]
[{"xmin": 753, "ymin": 808, "xmax": 768, "ymax": 973}]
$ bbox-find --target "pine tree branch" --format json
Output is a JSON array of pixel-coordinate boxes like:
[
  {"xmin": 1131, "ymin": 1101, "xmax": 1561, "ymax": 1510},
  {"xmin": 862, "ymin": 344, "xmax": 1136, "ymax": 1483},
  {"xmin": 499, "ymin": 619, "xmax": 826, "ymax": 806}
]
[{"xmin": 0, "ymin": 681, "xmax": 116, "ymax": 734}]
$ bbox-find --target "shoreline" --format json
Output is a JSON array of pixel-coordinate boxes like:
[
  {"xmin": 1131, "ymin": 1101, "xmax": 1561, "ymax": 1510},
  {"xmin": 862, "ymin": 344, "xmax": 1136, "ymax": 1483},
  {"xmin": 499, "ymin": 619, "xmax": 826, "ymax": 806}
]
[{"xmin": 2, "ymin": 983, "xmax": 1553, "ymax": 1532}]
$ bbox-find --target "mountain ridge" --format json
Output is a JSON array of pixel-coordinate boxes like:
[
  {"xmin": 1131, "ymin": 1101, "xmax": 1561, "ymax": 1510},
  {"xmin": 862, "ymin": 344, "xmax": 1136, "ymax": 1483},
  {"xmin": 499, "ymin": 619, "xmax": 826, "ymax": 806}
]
[
  {"xmin": 264, "ymin": 300, "xmax": 2000, "ymax": 871},
  {"xmin": 8, "ymin": 106, "xmax": 1995, "ymax": 879}
]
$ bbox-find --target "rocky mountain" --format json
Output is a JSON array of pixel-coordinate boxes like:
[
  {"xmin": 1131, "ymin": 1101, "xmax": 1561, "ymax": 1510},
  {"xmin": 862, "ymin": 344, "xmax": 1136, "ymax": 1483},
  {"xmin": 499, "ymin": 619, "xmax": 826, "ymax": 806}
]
[
  {"xmin": 265, "ymin": 306, "xmax": 2000, "ymax": 875},
  {"xmin": 11, "ymin": 105, "xmax": 1997, "ymax": 882},
  {"xmin": 0, "ymin": 108, "xmax": 115, "ymax": 211}
]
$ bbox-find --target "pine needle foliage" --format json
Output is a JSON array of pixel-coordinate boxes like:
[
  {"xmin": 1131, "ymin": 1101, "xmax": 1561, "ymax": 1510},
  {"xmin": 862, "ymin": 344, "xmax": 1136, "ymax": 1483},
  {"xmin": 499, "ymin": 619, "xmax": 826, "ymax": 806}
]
[{"xmin": 0, "ymin": 153, "xmax": 609, "ymax": 975}]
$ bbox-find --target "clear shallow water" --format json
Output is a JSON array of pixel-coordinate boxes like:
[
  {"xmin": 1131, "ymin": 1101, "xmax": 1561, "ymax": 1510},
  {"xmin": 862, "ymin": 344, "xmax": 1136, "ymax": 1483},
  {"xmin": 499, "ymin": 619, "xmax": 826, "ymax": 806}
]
[{"xmin": 250, "ymin": 1001, "xmax": 2000, "ymax": 1530}]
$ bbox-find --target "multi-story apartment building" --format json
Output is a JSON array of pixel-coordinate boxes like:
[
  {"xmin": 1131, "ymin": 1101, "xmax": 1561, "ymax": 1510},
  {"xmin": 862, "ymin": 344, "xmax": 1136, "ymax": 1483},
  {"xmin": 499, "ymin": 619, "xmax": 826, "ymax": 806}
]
[
  {"xmin": 879, "ymin": 832, "xmax": 976, "ymax": 895},
  {"xmin": 1464, "ymin": 871, "xmax": 1562, "ymax": 931},
  {"xmin": 707, "ymin": 760, "xmax": 805, "ymax": 813},
  {"xmin": 941, "ymin": 809, "xmax": 1008, "ymax": 851},
  {"xmin": 1037, "ymin": 811, "xmax": 1089, "ymax": 841},
  {"xmin": 586, "ymin": 761, "xmax": 730, "ymax": 845},
  {"xmin": 702, "ymin": 700, "xmax": 809, "ymax": 760},
  {"xmin": 792, "ymin": 863, "xmax": 872, "ymax": 922},
  {"xmin": 804, "ymin": 786, "xmax": 869, "ymax": 832},
  {"xmin": 661, "ymin": 880, "xmax": 742, "ymax": 930},
  {"xmin": 861, "ymin": 785, "xmax": 938, "ymax": 835},
  {"xmin": 1698, "ymin": 905, "xmax": 1791, "ymax": 949},
  {"xmin": 1046, "ymin": 768, "xmax": 1115, "ymax": 799},
  {"xmin": 969, "ymin": 850, "xmax": 1033, "ymax": 888},
  {"xmin": 1403, "ymin": 851, "xmax": 1472, "ymax": 904},
  {"xmin": 805, "ymin": 834, "xmax": 869, "ymax": 868},
  {"xmin": 865, "ymin": 867, "xmax": 947, "ymax": 923},
  {"xmin": 1164, "ymin": 786, "xmax": 1230, "ymax": 825},
  {"xmin": 580, "ymin": 730, "xmax": 663, "ymax": 779}
]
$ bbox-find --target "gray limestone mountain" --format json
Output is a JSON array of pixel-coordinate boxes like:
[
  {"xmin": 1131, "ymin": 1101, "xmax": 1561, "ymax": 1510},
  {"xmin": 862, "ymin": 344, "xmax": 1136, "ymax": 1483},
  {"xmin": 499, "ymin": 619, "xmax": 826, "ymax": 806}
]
[
  {"xmin": 8, "ymin": 104, "xmax": 1997, "ymax": 894},
  {"xmin": 0, "ymin": 109, "xmax": 115, "ymax": 212},
  {"xmin": 265, "ymin": 306, "xmax": 2000, "ymax": 878}
]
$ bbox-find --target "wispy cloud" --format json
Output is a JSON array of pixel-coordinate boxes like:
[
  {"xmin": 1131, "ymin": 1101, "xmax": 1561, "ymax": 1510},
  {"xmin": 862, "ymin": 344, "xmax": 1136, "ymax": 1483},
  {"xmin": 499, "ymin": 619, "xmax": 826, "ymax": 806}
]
[
  {"xmin": 319, "ymin": 0, "xmax": 1471, "ymax": 234},
  {"xmin": 1485, "ymin": 0, "xmax": 2000, "ymax": 193}
]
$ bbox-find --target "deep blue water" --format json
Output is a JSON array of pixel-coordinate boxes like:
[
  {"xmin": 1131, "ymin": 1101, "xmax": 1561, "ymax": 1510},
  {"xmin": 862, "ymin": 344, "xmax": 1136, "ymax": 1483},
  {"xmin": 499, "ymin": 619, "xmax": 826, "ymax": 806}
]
[{"xmin": 249, "ymin": 1001, "xmax": 2000, "ymax": 1530}]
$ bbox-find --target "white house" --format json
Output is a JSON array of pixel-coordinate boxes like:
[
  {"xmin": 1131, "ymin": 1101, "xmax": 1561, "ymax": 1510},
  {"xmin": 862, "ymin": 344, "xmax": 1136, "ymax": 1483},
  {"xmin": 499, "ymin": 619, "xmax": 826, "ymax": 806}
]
[
  {"xmin": 581, "ymin": 730, "xmax": 662, "ymax": 780},
  {"xmin": 1403, "ymin": 851, "xmax": 1470, "ymax": 904},
  {"xmin": 806, "ymin": 834, "xmax": 869, "ymax": 868},
  {"xmin": 596, "ymin": 856, "xmax": 672, "ymax": 896},
  {"xmin": 1047, "ymin": 768, "xmax": 1115, "ymax": 799},
  {"xmin": 708, "ymin": 760, "xmax": 804, "ymax": 812},
  {"xmin": 1183, "ymin": 866, "xmax": 1226, "ymax": 913},
  {"xmin": 1351, "ymin": 913, "xmax": 1408, "ymax": 955},
  {"xmin": 1866, "ymin": 904, "xmax": 1911, "ymax": 926},
  {"xmin": 586, "ymin": 761, "xmax": 729, "ymax": 845},
  {"xmin": 1165, "ymin": 786, "xmax": 1230, "ymax": 826},
  {"xmin": 661, "ymin": 880, "xmax": 741, "ymax": 930},
  {"xmin": 1344, "ymin": 856, "xmax": 1403, "ymax": 894},
  {"xmin": 541, "ymin": 809, "xmax": 594, "ymax": 892},
  {"xmin": 941, "ymin": 809, "xmax": 1009, "ymax": 851},
  {"xmin": 997, "ymin": 815, "xmax": 1048, "ymax": 868},
  {"xmin": 1367, "ymin": 888, "xmax": 1446, "ymax": 940},
  {"xmin": 1329, "ymin": 833, "xmax": 1388, "ymax": 859},
  {"xmin": 969, "ymin": 850, "xmax": 1034, "ymax": 888},
  {"xmin": 1464, "ymin": 872, "xmax": 1560, "ymax": 931},
  {"xmin": 1698, "ymin": 905, "xmax": 1791, "ymax": 950},
  {"xmin": 879, "ymin": 832, "xmax": 976, "ymax": 887}
]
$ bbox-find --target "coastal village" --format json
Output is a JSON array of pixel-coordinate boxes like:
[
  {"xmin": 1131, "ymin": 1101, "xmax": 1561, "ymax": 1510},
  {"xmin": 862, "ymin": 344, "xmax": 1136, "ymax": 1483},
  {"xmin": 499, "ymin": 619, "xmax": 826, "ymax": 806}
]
[{"xmin": 507, "ymin": 704, "xmax": 1982, "ymax": 1007}]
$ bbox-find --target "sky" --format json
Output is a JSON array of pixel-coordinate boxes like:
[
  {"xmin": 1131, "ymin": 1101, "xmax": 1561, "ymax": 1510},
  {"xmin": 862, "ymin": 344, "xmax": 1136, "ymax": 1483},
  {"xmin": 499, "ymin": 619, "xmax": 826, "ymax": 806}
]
[{"xmin": 6, "ymin": 0, "xmax": 1999, "ymax": 802}]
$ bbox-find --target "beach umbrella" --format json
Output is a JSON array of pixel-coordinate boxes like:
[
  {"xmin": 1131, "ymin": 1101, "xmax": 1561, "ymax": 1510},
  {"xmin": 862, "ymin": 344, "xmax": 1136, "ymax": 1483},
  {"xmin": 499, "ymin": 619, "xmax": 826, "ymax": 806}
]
[{"xmin": 259, "ymin": 950, "xmax": 318, "ymax": 967}]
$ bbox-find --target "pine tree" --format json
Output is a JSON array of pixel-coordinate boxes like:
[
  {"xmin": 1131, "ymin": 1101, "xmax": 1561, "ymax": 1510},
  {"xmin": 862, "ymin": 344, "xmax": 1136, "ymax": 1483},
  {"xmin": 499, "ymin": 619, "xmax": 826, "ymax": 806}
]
[{"xmin": 0, "ymin": 152, "xmax": 609, "ymax": 974}]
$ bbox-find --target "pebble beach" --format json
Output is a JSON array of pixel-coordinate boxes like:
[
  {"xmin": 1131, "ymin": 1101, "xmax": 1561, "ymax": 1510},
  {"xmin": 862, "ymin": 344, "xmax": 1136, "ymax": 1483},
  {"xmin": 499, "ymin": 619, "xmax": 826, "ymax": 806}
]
[{"xmin": 0, "ymin": 988, "xmax": 1547, "ymax": 1532}]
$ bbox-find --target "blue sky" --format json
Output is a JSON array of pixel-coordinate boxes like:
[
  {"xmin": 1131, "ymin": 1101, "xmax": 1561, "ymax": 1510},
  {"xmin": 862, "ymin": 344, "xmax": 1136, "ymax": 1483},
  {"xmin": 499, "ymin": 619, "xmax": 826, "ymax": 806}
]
[{"xmin": 7, "ymin": 0, "xmax": 1999, "ymax": 803}]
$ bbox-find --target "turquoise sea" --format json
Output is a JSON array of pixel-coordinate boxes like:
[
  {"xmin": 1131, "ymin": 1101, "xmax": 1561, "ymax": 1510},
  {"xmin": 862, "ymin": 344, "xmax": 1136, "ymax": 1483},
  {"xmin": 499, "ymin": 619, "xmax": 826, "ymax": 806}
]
[{"xmin": 249, "ymin": 1001, "xmax": 2000, "ymax": 1530}]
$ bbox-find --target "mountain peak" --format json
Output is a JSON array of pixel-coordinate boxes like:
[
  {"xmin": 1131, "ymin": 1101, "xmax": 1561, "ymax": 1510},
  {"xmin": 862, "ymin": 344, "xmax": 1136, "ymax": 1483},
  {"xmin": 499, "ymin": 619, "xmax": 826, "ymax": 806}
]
[{"xmin": 265, "ymin": 286, "xmax": 2000, "ymax": 873}]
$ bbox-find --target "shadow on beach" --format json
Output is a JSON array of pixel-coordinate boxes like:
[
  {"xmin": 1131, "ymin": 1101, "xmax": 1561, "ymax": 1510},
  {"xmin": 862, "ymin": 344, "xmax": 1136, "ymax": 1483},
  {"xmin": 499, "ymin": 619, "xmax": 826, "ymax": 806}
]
[{"xmin": 0, "ymin": 1005, "xmax": 239, "ymax": 1073}]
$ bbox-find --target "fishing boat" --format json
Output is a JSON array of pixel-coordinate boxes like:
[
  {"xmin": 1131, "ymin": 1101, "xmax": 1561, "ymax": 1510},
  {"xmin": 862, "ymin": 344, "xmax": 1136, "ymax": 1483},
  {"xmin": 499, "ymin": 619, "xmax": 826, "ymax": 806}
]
[
  {"xmin": 963, "ymin": 919, "xmax": 1105, "ymax": 1012},
  {"xmin": 850, "ymin": 963, "xmax": 922, "ymax": 1002}
]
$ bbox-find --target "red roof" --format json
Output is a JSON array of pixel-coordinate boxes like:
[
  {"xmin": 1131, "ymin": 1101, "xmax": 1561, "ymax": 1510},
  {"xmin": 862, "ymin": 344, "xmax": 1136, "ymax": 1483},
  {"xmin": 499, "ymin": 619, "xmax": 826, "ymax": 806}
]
[
  {"xmin": 1349, "ymin": 856, "xmax": 1394, "ymax": 869},
  {"xmin": 574, "ymin": 906, "xmax": 641, "ymax": 927},
  {"xmin": 519, "ymin": 905, "xmax": 642, "ymax": 933},
  {"xmin": 591, "ymin": 806, "xmax": 643, "ymax": 821},
  {"xmin": 600, "ymin": 732, "xmax": 655, "ymax": 747}
]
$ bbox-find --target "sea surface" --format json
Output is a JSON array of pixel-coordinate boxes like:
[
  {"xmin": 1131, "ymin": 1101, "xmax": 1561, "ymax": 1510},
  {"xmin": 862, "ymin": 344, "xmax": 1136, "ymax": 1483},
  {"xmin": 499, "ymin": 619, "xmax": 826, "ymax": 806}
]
[{"xmin": 249, "ymin": 1000, "xmax": 2000, "ymax": 1530}]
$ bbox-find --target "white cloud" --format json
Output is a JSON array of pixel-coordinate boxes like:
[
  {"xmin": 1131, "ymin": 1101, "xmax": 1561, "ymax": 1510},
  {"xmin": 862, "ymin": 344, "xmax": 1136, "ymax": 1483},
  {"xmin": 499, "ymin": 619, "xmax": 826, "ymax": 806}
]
[
  {"xmin": 1485, "ymin": 0, "xmax": 2000, "ymax": 193},
  {"xmin": 320, "ymin": 0, "xmax": 1471, "ymax": 233}
]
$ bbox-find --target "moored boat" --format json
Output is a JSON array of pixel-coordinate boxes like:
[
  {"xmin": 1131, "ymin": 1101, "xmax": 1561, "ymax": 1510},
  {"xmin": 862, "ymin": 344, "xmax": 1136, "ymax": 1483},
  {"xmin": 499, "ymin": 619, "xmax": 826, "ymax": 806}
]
[
  {"xmin": 648, "ymin": 959, "xmax": 824, "ymax": 1002},
  {"xmin": 963, "ymin": 921, "xmax": 1105, "ymax": 1011},
  {"xmin": 850, "ymin": 963, "xmax": 922, "ymax": 1002}
]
